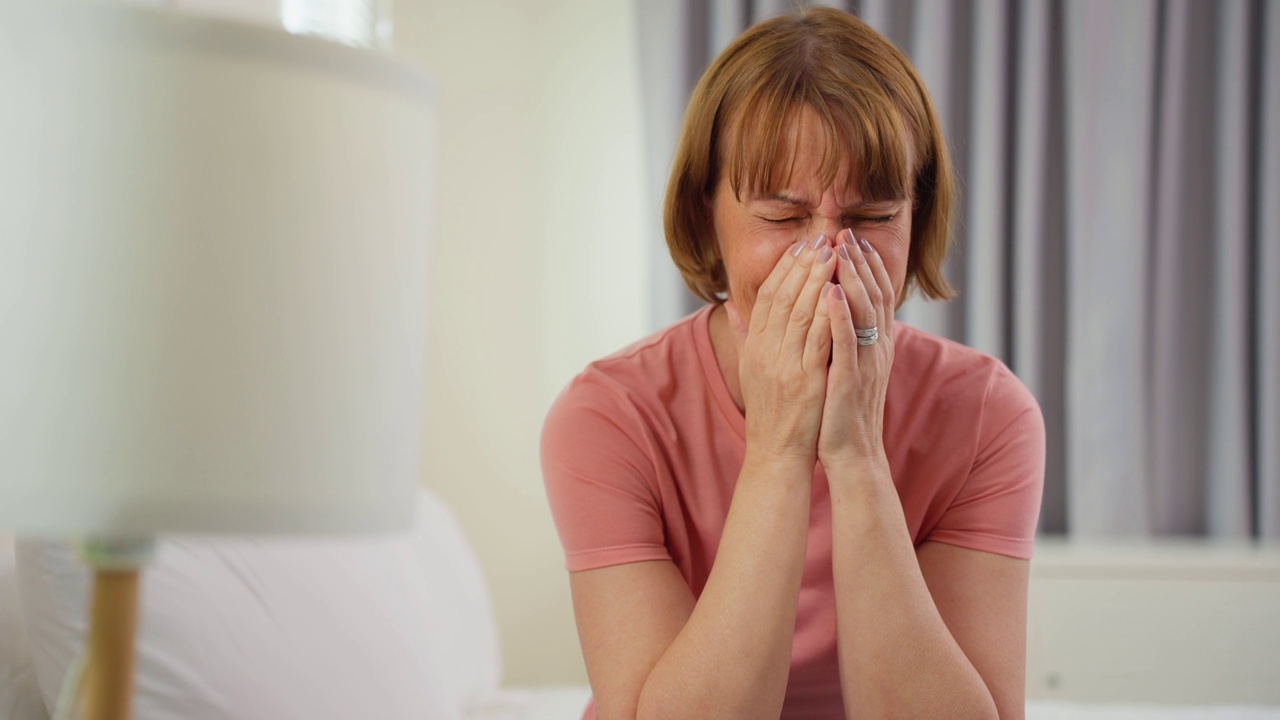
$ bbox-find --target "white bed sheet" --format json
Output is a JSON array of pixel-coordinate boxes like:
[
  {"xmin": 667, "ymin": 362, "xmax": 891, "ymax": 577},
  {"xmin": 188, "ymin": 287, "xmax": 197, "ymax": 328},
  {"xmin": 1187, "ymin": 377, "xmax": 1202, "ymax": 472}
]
[
  {"xmin": 1025, "ymin": 704, "xmax": 1280, "ymax": 720},
  {"xmin": 7, "ymin": 682, "xmax": 1280, "ymax": 719},
  {"xmin": 487, "ymin": 686, "xmax": 1280, "ymax": 720}
]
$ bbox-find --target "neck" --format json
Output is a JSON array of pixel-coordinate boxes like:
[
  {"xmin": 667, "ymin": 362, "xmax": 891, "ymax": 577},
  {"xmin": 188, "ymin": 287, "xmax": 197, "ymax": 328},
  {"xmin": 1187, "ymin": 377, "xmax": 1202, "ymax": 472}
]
[{"xmin": 708, "ymin": 303, "xmax": 746, "ymax": 413}]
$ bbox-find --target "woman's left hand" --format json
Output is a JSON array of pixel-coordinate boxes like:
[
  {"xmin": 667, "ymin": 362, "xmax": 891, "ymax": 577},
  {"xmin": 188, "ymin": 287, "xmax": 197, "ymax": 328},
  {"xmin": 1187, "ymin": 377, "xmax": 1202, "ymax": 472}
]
[{"xmin": 817, "ymin": 228, "xmax": 896, "ymax": 468}]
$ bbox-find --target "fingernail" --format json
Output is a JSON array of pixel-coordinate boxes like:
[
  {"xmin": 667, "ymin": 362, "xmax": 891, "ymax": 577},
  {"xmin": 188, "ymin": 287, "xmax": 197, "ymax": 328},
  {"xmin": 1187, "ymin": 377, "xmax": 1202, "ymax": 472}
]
[
  {"xmin": 810, "ymin": 233, "xmax": 827, "ymax": 250},
  {"xmin": 859, "ymin": 238, "xmax": 874, "ymax": 254},
  {"xmin": 792, "ymin": 240, "xmax": 805, "ymax": 257},
  {"xmin": 831, "ymin": 284, "xmax": 846, "ymax": 302},
  {"xmin": 818, "ymin": 246, "xmax": 833, "ymax": 263},
  {"xmin": 837, "ymin": 244, "xmax": 851, "ymax": 262},
  {"xmin": 840, "ymin": 228, "xmax": 855, "ymax": 244}
]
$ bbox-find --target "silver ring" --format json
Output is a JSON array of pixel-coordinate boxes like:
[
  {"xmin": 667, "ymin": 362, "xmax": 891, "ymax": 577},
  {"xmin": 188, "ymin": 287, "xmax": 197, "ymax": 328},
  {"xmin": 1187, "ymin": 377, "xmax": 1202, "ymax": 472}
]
[{"xmin": 856, "ymin": 327, "xmax": 879, "ymax": 346}]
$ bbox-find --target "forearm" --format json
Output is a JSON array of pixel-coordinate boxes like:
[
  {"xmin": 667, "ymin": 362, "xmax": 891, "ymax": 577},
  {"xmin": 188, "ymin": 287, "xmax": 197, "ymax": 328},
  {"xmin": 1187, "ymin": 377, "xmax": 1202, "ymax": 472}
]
[
  {"xmin": 637, "ymin": 454, "xmax": 810, "ymax": 720},
  {"xmin": 829, "ymin": 464, "xmax": 998, "ymax": 720}
]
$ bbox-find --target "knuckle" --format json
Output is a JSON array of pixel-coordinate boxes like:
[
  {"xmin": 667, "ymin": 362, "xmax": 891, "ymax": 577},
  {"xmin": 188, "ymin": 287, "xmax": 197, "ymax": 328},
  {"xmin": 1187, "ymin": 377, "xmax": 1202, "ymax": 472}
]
[
  {"xmin": 772, "ymin": 287, "xmax": 796, "ymax": 308},
  {"xmin": 789, "ymin": 306, "xmax": 813, "ymax": 325}
]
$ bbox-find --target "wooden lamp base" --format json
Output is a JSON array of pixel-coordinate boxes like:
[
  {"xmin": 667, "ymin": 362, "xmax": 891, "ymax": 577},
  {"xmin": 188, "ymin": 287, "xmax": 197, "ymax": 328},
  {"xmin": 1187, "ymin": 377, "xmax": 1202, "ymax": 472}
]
[
  {"xmin": 80, "ymin": 568, "xmax": 141, "ymax": 720},
  {"xmin": 61, "ymin": 537, "xmax": 154, "ymax": 720}
]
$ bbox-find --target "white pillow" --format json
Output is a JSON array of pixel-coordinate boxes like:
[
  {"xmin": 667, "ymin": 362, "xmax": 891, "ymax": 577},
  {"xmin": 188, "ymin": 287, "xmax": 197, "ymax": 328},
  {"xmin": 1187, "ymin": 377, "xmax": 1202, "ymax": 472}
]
[
  {"xmin": 14, "ymin": 496, "xmax": 468, "ymax": 720},
  {"xmin": 406, "ymin": 489, "xmax": 503, "ymax": 711},
  {"xmin": 0, "ymin": 534, "xmax": 49, "ymax": 720}
]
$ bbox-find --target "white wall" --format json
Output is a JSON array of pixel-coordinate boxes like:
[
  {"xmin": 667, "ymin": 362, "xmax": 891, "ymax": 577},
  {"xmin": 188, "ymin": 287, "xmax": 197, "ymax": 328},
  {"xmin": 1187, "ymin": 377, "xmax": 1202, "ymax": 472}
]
[{"xmin": 393, "ymin": 0, "xmax": 651, "ymax": 685}]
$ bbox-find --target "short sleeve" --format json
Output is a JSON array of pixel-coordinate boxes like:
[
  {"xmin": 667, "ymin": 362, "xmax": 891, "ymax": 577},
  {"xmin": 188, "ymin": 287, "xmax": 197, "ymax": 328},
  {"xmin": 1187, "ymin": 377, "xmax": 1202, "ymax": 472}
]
[
  {"xmin": 540, "ymin": 373, "xmax": 671, "ymax": 572},
  {"xmin": 926, "ymin": 365, "xmax": 1046, "ymax": 560}
]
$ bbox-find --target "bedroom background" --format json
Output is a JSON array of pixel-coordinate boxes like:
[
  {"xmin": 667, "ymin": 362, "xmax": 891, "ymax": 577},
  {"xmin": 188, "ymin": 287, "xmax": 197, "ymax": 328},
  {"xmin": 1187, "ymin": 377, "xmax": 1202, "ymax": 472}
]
[
  {"xmin": 1, "ymin": 0, "xmax": 1276, "ymax": 716},
  {"xmin": 393, "ymin": 0, "xmax": 1280, "ymax": 696}
]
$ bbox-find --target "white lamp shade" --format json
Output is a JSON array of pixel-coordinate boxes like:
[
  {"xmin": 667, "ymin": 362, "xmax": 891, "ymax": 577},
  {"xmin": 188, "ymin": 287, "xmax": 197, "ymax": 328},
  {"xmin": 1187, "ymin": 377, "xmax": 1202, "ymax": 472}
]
[{"xmin": 0, "ymin": 1, "xmax": 435, "ymax": 536}]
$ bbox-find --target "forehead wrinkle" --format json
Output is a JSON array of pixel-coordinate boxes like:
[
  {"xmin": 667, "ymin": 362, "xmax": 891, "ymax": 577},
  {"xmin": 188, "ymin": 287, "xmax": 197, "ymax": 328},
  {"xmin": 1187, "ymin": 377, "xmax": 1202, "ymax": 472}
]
[
  {"xmin": 763, "ymin": 192, "xmax": 806, "ymax": 205},
  {"xmin": 752, "ymin": 191, "xmax": 897, "ymax": 215}
]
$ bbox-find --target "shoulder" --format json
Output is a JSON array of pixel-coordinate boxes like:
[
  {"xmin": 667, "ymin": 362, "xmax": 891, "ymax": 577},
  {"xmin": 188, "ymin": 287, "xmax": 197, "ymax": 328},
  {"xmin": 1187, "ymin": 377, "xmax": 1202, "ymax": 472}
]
[
  {"xmin": 542, "ymin": 307, "xmax": 709, "ymax": 458},
  {"xmin": 890, "ymin": 324, "xmax": 1042, "ymax": 445},
  {"xmin": 895, "ymin": 326, "xmax": 1045, "ymax": 558},
  {"xmin": 893, "ymin": 324, "xmax": 1038, "ymax": 410},
  {"xmin": 539, "ymin": 311, "xmax": 715, "ymax": 569},
  {"xmin": 547, "ymin": 308, "xmax": 708, "ymax": 420}
]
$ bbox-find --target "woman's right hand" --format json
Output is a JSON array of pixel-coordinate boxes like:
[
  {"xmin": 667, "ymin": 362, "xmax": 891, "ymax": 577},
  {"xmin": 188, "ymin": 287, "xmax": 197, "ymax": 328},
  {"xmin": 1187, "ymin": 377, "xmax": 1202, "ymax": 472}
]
[{"xmin": 725, "ymin": 234, "xmax": 840, "ymax": 466}]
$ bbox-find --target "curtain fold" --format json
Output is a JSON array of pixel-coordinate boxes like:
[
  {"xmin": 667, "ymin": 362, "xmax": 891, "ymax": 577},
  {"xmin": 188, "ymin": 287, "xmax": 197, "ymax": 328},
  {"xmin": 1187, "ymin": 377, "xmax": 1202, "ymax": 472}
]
[
  {"xmin": 1205, "ymin": 0, "xmax": 1256, "ymax": 537},
  {"xmin": 635, "ymin": 0, "xmax": 1279, "ymax": 539},
  {"xmin": 1259, "ymin": 0, "xmax": 1280, "ymax": 538},
  {"xmin": 1062, "ymin": 0, "xmax": 1158, "ymax": 536}
]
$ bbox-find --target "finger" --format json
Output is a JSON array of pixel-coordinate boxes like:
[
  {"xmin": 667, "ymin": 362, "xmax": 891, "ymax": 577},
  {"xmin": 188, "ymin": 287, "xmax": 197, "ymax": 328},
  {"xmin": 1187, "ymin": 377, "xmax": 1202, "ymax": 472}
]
[
  {"xmin": 803, "ymin": 282, "xmax": 835, "ymax": 372},
  {"xmin": 834, "ymin": 235, "xmax": 877, "ymax": 334},
  {"xmin": 749, "ymin": 239, "xmax": 806, "ymax": 337},
  {"xmin": 780, "ymin": 238, "xmax": 838, "ymax": 357},
  {"xmin": 858, "ymin": 236, "xmax": 896, "ymax": 336},
  {"xmin": 724, "ymin": 299, "xmax": 749, "ymax": 345},
  {"xmin": 826, "ymin": 282, "xmax": 858, "ymax": 372},
  {"xmin": 767, "ymin": 234, "xmax": 827, "ymax": 341}
]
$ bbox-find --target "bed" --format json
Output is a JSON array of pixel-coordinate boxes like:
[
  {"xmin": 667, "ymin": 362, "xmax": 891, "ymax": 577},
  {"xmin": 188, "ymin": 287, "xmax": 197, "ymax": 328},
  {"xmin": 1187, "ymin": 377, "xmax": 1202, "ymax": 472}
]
[
  {"xmin": 478, "ymin": 685, "xmax": 1280, "ymax": 720},
  {"xmin": 3, "ymin": 492, "xmax": 1278, "ymax": 720}
]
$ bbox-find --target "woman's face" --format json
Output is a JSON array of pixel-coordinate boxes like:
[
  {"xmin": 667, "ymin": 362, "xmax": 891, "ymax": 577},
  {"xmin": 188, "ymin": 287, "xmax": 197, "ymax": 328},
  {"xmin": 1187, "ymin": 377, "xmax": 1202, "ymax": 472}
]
[{"xmin": 711, "ymin": 105, "xmax": 912, "ymax": 321}]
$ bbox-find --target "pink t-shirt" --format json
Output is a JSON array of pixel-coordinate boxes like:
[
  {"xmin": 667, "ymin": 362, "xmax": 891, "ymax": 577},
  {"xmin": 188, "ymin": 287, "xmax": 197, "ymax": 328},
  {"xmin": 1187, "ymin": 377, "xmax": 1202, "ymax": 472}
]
[{"xmin": 541, "ymin": 304, "xmax": 1044, "ymax": 718}]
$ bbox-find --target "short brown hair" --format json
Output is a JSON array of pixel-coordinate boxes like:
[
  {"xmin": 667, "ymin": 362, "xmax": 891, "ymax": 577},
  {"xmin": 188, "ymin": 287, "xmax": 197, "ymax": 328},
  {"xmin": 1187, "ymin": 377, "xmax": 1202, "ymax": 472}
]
[{"xmin": 663, "ymin": 6, "xmax": 955, "ymax": 304}]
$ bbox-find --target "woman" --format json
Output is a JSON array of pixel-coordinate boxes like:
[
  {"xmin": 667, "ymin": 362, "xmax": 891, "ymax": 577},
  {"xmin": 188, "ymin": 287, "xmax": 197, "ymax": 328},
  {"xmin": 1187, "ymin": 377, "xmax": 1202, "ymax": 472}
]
[{"xmin": 542, "ymin": 8, "xmax": 1043, "ymax": 719}]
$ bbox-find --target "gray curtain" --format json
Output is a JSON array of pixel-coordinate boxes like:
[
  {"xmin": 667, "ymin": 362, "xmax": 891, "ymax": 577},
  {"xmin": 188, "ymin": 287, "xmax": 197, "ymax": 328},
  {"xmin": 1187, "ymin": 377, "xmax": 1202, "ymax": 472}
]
[{"xmin": 636, "ymin": 0, "xmax": 1280, "ymax": 539}]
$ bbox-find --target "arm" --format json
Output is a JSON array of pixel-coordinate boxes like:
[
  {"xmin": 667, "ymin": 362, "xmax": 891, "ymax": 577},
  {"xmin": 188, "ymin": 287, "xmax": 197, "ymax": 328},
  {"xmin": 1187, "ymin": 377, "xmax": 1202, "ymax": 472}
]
[
  {"xmin": 917, "ymin": 541, "xmax": 1030, "ymax": 720},
  {"xmin": 827, "ymin": 468, "xmax": 1013, "ymax": 719},
  {"xmin": 571, "ymin": 453, "xmax": 811, "ymax": 720},
  {"xmin": 565, "ymin": 237, "xmax": 839, "ymax": 719},
  {"xmin": 820, "ymin": 233, "xmax": 1038, "ymax": 718}
]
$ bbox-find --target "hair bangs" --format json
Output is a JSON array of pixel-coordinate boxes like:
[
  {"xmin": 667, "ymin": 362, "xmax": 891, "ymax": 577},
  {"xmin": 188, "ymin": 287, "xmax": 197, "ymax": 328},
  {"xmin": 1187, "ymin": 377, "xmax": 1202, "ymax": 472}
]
[
  {"xmin": 722, "ymin": 81, "xmax": 914, "ymax": 206},
  {"xmin": 718, "ymin": 70, "xmax": 797, "ymax": 200},
  {"xmin": 825, "ymin": 90, "xmax": 914, "ymax": 204}
]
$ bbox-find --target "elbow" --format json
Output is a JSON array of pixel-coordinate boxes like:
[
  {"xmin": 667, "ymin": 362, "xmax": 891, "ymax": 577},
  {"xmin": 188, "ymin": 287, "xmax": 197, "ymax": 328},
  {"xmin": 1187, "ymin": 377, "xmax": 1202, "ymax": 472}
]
[
  {"xmin": 974, "ymin": 693, "xmax": 1002, "ymax": 720},
  {"xmin": 940, "ymin": 688, "xmax": 1000, "ymax": 720}
]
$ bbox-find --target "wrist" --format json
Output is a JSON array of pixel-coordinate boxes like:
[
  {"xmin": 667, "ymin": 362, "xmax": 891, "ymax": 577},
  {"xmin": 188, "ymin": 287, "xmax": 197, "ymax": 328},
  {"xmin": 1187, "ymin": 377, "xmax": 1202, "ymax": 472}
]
[
  {"xmin": 818, "ymin": 426, "xmax": 887, "ymax": 471},
  {"xmin": 823, "ymin": 454, "xmax": 894, "ymax": 500},
  {"xmin": 741, "ymin": 446, "xmax": 816, "ymax": 484},
  {"xmin": 820, "ymin": 447, "xmax": 888, "ymax": 477}
]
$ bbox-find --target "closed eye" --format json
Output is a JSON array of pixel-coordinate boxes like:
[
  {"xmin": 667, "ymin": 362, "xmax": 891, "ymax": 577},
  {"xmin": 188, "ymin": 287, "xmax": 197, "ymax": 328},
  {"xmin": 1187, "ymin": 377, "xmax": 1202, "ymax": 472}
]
[
  {"xmin": 850, "ymin": 214, "xmax": 896, "ymax": 225},
  {"xmin": 761, "ymin": 216, "xmax": 804, "ymax": 224}
]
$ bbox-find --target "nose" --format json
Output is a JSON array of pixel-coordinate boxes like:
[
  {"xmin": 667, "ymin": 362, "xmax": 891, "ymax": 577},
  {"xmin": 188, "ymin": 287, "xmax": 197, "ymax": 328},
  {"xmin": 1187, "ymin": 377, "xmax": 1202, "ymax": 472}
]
[{"xmin": 810, "ymin": 217, "xmax": 846, "ymax": 247}]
